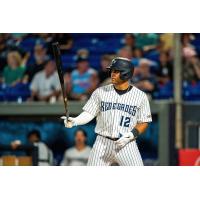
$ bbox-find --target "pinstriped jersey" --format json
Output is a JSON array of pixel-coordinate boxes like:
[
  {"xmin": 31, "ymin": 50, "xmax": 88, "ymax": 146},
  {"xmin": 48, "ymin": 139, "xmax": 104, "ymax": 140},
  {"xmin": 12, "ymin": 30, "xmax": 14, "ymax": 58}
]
[{"xmin": 83, "ymin": 84, "xmax": 152, "ymax": 138}]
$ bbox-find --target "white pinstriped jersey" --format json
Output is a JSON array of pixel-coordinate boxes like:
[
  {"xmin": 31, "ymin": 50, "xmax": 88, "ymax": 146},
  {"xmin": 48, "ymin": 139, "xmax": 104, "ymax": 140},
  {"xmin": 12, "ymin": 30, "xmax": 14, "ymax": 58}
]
[{"xmin": 83, "ymin": 84, "xmax": 152, "ymax": 138}]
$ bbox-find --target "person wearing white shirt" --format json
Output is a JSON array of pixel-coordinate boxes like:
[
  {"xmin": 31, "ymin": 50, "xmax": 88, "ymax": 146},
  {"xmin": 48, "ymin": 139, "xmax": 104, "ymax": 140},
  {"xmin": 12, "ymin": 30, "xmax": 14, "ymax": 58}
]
[
  {"xmin": 61, "ymin": 129, "xmax": 91, "ymax": 166},
  {"xmin": 30, "ymin": 60, "xmax": 61, "ymax": 102},
  {"xmin": 10, "ymin": 129, "xmax": 54, "ymax": 166}
]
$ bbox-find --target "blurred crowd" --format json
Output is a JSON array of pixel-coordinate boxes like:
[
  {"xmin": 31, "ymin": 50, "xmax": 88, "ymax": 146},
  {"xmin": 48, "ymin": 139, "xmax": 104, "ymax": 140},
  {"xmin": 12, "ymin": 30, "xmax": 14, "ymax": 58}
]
[
  {"xmin": 0, "ymin": 128, "xmax": 92, "ymax": 166},
  {"xmin": 0, "ymin": 33, "xmax": 200, "ymax": 102}
]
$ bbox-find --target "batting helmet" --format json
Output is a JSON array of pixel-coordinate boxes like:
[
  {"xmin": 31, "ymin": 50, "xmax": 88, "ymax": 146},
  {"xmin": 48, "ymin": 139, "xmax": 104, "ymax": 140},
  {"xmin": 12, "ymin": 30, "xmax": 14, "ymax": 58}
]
[{"xmin": 107, "ymin": 57, "xmax": 133, "ymax": 81}]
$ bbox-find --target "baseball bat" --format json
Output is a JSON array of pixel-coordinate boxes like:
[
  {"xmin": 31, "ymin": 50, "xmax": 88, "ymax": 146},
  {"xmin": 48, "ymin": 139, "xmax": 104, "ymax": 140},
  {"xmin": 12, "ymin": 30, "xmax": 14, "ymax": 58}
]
[{"xmin": 52, "ymin": 42, "xmax": 69, "ymax": 119}]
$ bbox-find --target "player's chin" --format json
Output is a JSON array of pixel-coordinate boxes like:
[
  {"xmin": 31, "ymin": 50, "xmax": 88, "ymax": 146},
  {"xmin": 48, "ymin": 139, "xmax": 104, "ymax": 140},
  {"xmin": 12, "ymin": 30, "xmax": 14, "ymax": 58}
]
[{"xmin": 111, "ymin": 78, "xmax": 117, "ymax": 84}]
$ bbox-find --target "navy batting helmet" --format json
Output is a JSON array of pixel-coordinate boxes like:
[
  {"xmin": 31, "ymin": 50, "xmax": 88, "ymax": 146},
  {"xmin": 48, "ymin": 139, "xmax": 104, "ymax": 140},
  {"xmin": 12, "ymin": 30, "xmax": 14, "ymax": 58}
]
[{"xmin": 107, "ymin": 57, "xmax": 133, "ymax": 81}]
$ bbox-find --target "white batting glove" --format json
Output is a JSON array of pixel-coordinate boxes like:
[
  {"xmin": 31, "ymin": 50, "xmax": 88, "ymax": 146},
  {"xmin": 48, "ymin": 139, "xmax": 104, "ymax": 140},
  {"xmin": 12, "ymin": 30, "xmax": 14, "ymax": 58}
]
[
  {"xmin": 115, "ymin": 132, "xmax": 135, "ymax": 149},
  {"xmin": 60, "ymin": 116, "xmax": 76, "ymax": 128}
]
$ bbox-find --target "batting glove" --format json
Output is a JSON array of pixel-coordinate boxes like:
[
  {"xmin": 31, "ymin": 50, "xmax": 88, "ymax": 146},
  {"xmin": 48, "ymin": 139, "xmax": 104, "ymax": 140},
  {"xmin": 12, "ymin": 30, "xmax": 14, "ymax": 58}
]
[
  {"xmin": 115, "ymin": 132, "xmax": 135, "ymax": 149},
  {"xmin": 60, "ymin": 116, "xmax": 77, "ymax": 128}
]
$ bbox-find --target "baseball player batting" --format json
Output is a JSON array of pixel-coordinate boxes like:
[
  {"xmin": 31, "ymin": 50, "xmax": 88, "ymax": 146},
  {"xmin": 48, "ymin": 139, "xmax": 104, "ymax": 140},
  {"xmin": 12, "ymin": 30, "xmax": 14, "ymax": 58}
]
[{"xmin": 61, "ymin": 57, "xmax": 152, "ymax": 166}]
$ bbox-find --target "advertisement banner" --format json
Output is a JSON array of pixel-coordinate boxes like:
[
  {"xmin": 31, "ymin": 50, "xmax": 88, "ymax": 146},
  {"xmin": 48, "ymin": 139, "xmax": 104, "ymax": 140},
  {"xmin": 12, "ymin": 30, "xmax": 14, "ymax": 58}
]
[{"xmin": 179, "ymin": 149, "xmax": 200, "ymax": 166}]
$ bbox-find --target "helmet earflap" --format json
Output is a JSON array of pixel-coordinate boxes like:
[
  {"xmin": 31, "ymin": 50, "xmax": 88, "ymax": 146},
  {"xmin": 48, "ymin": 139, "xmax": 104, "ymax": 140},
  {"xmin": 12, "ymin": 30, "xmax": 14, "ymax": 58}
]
[{"xmin": 120, "ymin": 70, "xmax": 133, "ymax": 81}]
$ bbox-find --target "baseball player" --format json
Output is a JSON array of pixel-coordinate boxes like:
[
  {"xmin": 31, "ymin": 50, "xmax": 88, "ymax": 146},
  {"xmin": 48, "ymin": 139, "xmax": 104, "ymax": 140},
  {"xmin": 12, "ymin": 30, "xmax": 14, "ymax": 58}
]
[{"xmin": 61, "ymin": 57, "xmax": 152, "ymax": 166}]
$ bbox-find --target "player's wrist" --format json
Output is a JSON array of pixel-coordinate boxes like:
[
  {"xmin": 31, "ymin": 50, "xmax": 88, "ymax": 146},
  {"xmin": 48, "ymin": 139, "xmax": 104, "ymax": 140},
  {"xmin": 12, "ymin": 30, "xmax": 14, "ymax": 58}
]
[
  {"xmin": 131, "ymin": 128, "xmax": 140, "ymax": 139},
  {"xmin": 72, "ymin": 119, "xmax": 77, "ymax": 126},
  {"xmin": 69, "ymin": 117, "xmax": 77, "ymax": 126}
]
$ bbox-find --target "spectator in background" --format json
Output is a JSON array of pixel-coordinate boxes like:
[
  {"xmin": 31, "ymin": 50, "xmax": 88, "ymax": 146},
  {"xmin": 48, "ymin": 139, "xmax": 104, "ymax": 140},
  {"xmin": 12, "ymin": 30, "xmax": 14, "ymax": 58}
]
[
  {"xmin": 181, "ymin": 33, "xmax": 194, "ymax": 48},
  {"xmin": 123, "ymin": 33, "xmax": 136, "ymax": 51},
  {"xmin": 11, "ymin": 33, "xmax": 28, "ymax": 44},
  {"xmin": 159, "ymin": 33, "xmax": 174, "ymax": 52},
  {"xmin": 60, "ymin": 129, "xmax": 91, "ymax": 166},
  {"xmin": 133, "ymin": 48, "xmax": 144, "ymax": 60},
  {"xmin": 36, "ymin": 33, "xmax": 53, "ymax": 43},
  {"xmin": 76, "ymin": 48, "xmax": 89, "ymax": 59},
  {"xmin": 35, "ymin": 34, "xmax": 54, "ymax": 54},
  {"xmin": 27, "ymin": 130, "xmax": 53, "ymax": 166},
  {"xmin": 52, "ymin": 33, "xmax": 73, "ymax": 52},
  {"xmin": 11, "ymin": 129, "xmax": 53, "ymax": 166},
  {"xmin": 132, "ymin": 48, "xmax": 145, "ymax": 73},
  {"xmin": 69, "ymin": 57, "xmax": 99, "ymax": 100},
  {"xmin": 22, "ymin": 41, "xmax": 49, "ymax": 83},
  {"xmin": 0, "ymin": 34, "xmax": 10, "ymax": 73},
  {"xmin": 131, "ymin": 59, "xmax": 157, "ymax": 98},
  {"xmin": 134, "ymin": 33, "xmax": 159, "ymax": 52},
  {"xmin": 98, "ymin": 54, "xmax": 113, "ymax": 86},
  {"xmin": 182, "ymin": 48, "xmax": 200, "ymax": 84},
  {"xmin": 29, "ymin": 60, "xmax": 61, "ymax": 102},
  {"xmin": 156, "ymin": 52, "xmax": 173, "ymax": 85},
  {"xmin": 117, "ymin": 46, "xmax": 133, "ymax": 60},
  {"xmin": 1, "ymin": 51, "xmax": 26, "ymax": 86}
]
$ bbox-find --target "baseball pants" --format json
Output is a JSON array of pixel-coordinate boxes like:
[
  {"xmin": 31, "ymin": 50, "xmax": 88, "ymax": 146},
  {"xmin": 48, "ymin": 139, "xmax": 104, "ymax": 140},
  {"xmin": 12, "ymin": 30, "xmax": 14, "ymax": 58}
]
[{"xmin": 87, "ymin": 135, "xmax": 143, "ymax": 166}]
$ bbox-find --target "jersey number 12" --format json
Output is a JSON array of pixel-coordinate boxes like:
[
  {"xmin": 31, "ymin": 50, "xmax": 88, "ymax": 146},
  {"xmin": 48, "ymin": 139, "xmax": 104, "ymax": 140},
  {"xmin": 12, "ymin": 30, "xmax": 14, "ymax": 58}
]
[{"xmin": 119, "ymin": 116, "xmax": 130, "ymax": 127}]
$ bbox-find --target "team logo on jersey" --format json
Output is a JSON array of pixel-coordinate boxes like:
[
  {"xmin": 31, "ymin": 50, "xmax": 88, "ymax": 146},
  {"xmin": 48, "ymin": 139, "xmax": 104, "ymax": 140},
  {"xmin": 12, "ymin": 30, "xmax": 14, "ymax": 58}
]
[{"xmin": 100, "ymin": 101, "xmax": 137, "ymax": 116}]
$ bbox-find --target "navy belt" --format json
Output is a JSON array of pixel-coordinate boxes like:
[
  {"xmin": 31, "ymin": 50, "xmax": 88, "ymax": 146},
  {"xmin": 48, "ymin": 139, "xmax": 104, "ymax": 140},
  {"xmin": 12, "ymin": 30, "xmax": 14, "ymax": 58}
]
[{"xmin": 101, "ymin": 135, "xmax": 119, "ymax": 141}]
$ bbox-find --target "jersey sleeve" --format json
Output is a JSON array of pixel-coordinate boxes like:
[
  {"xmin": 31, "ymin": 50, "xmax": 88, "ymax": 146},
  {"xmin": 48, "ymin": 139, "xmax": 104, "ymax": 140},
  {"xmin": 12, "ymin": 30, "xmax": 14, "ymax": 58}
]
[
  {"xmin": 83, "ymin": 89, "xmax": 100, "ymax": 117},
  {"xmin": 137, "ymin": 94, "xmax": 152, "ymax": 123}
]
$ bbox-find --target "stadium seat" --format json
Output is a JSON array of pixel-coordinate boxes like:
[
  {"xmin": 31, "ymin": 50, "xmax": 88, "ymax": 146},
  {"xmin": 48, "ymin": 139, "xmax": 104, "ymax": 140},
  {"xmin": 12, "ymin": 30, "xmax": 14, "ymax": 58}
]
[
  {"xmin": 183, "ymin": 81, "xmax": 200, "ymax": 101},
  {"xmin": 71, "ymin": 33, "xmax": 124, "ymax": 54},
  {"xmin": 191, "ymin": 38, "xmax": 200, "ymax": 47},
  {"xmin": 19, "ymin": 37, "xmax": 37, "ymax": 52},
  {"xmin": 1, "ymin": 155, "xmax": 17, "ymax": 166},
  {"xmin": 18, "ymin": 156, "xmax": 32, "ymax": 166},
  {"xmin": 154, "ymin": 81, "xmax": 173, "ymax": 99},
  {"xmin": 61, "ymin": 54, "xmax": 76, "ymax": 69},
  {"xmin": 4, "ymin": 83, "xmax": 31, "ymax": 102}
]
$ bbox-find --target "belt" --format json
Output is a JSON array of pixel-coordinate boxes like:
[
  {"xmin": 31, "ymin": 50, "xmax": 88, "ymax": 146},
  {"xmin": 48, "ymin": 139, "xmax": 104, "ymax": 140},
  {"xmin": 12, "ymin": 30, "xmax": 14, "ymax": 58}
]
[{"xmin": 98, "ymin": 135, "xmax": 119, "ymax": 141}]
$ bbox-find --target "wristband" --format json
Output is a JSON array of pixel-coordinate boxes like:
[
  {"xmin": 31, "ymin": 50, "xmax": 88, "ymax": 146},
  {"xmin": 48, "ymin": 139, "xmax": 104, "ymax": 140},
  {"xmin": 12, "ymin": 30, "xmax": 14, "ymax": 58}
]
[{"xmin": 131, "ymin": 128, "xmax": 140, "ymax": 139}]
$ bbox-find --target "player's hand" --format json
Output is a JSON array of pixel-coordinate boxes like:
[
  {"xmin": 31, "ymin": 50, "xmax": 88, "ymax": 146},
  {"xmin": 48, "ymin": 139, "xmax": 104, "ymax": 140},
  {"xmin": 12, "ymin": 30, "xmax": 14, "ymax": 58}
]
[
  {"xmin": 115, "ymin": 132, "xmax": 134, "ymax": 149},
  {"xmin": 10, "ymin": 140, "xmax": 21, "ymax": 150},
  {"xmin": 60, "ymin": 116, "xmax": 76, "ymax": 128}
]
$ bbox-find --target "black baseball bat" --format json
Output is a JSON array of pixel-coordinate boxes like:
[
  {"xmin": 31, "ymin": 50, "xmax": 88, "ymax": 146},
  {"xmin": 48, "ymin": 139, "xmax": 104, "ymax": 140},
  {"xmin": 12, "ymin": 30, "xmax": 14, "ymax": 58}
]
[{"xmin": 52, "ymin": 42, "xmax": 69, "ymax": 119}]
